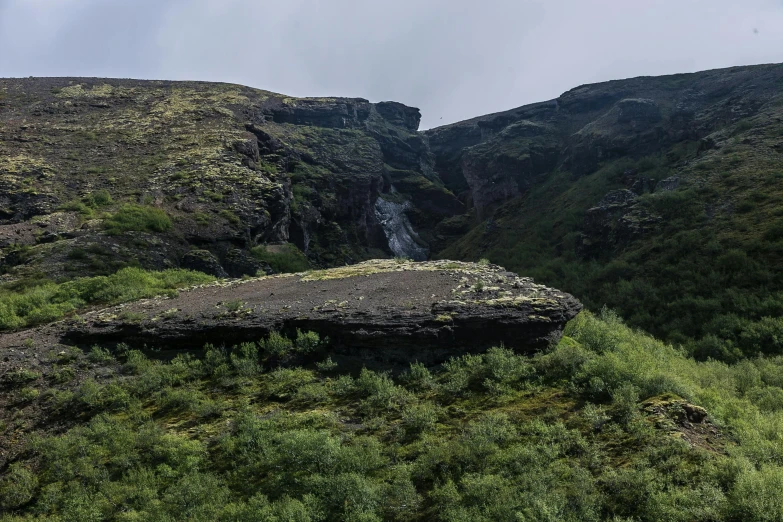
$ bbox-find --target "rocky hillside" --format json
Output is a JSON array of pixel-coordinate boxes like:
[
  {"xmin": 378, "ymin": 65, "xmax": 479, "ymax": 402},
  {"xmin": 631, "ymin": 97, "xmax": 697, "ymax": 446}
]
[
  {"xmin": 426, "ymin": 63, "xmax": 783, "ymax": 359},
  {"xmin": 3, "ymin": 64, "xmax": 783, "ymax": 358},
  {"xmin": 0, "ymin": 78, "xmax": 460, "ymax": 282}
]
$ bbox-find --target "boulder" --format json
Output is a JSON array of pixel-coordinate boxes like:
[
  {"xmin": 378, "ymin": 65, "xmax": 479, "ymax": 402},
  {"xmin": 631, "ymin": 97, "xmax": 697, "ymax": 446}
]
[
  {"xmin": 655, "ymin": 176, "xmax": 680, "ymax": 192},
  {"xmin": 579, "ymin": 190, "xmax": 662, "ymax": 258},
  {"xmin": 181, "ymin": 250, "xmax": 228, "ymax": 278},
  {"xmin": 61, "ymin": 260, "xmax": 582, "ymax": 366},
  {"xmin": 223, "ymin": 248, "xmax": 272, "ymax": 277}
]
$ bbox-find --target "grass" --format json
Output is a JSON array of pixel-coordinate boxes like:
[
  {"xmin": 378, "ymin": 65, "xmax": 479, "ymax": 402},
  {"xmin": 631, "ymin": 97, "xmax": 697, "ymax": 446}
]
[
  {"xmin": 0, "ymin": 267, "xmax": 214, "ymax": 330},
  {"xmin": 103, "ymin": 204, "xmax": 172, "ymax": 234},
  {"xmin": 250, "ymin": 243, "xmax": 310, "ymax": 274},
  {"xmin": 5, "ymin": 313, "xmax": 783, "ymax": 520}
]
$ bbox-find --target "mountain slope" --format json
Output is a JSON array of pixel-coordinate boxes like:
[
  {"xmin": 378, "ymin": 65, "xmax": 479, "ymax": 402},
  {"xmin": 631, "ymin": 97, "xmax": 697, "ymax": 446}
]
[
  {"xmin": 3, "ymin": 65, "xmax": 783, "ymax": 359},
  {"xmin": 425, "ymin": 63, "xmax": 783, "ymax": 359},
  {"xmin": 0, "ymin": 78, "xmax": 459, "ymax": 282}
]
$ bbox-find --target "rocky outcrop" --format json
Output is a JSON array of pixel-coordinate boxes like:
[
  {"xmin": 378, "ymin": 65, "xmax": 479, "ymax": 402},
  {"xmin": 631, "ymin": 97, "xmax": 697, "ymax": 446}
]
[
  {"xmin": 642, "ymin": 395, "xmax": 722, "ymax": 452},
  {"xmin": 579, "ymin": 189, "xmax": 662, "ymax": 258},
  {"xmin": 460, "ymin": 121, "xmax": 560, "ymax": 219},
  {"xmin": 181, "ymin": 249, "xmax": 228, "ymax": 278},
  {"xmin": 58, "ymin": 260, "xmax": 582, "ymax": 365}
]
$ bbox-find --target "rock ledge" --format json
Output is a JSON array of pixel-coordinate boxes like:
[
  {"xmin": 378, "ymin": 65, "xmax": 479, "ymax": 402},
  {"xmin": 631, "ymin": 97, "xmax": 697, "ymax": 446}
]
[{"xmin": 61, "ymin": 259, "xmax": 582, "ymax": 365}]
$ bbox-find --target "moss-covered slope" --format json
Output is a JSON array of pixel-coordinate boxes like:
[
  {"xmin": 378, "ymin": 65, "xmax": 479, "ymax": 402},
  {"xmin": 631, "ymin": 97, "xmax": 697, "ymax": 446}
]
[
  {"xmin": 426, "ymin": 63, "xmax": 783, "ymax": 359},
  {"xmin": 0, "ymin": 78, "xmax": 460, "ymax": 281}
]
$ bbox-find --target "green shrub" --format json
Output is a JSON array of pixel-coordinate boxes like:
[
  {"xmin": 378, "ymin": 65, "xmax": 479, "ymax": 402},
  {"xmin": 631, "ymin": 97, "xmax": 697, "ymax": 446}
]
[
  {"xmin": 59, "ymin": 189, "xmax": 114, "ymax": 218},
  {"xmin": 401, "ymin": 361, "xmax": 436, "ymax": 391},
  {"xmin": 729, "ymin": 466, "xmax": 783, "ymax": 521},
  {"xmin": 230, "ymin": 342, "xmax": 261, "ymax": 377},
  {"xmin": 104, "ymin": 204, "xmax": 172, "ymax": 234},
  {"xmin": 0, "ymin": 463, "xmax": 38, "ymax": 509},
  {"xmin": 401, "ymin": 402, "xmax": 440, "ymax": 436},
  {"xmin": 355, "ymin": 368, "xmax": 413, "ymax": 415},
  {"xmin": 250, "ymin": 243, "xmax": 310, "ymax": 273},
  {"xmin": 87, "ymin": 345, "xmax": 114, "ymax": 364},
  {"xmin": 260, "ymin": 331, "xmax": 294, "ymax": 359},
  {"xmin": 3, "ymin": 368, "xmax": 41, "ymax": 387},
  {"xmin": 294, "ymin": 329, "xmax": 321, "ymax": 354},
  {"xmin": 85, "ymin": 189, "xmax": 113, "ymax": 207},
  {"xmin": 0, "ymin": 267, "xmax": 214, "ymax": 330},
  {"xmin": 219, "ymin": 209, "xmax": 240, "ymax": 224},
  {"xmin": 10, "ymin": 307, "xmax": 783, "ymax": 520},
  {"xmin": 19, "ymin": 387, "xmax": 40, "ymax": 402},
  {"xmin": 316, "ymin": 356, "xmax": 338, "ymax": 372}
]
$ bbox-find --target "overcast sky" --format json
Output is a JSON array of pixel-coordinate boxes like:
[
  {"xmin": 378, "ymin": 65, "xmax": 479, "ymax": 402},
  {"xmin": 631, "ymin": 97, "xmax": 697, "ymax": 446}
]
[{"xmin": 1, "ymin": 0, "xmax": 782, "ymax": 129}]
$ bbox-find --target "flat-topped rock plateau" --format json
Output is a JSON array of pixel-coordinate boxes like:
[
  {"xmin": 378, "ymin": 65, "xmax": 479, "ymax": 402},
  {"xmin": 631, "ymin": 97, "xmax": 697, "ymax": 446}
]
[{"xmin": 2, "ymin": 260, "xmax": 582, "ymax": 366}]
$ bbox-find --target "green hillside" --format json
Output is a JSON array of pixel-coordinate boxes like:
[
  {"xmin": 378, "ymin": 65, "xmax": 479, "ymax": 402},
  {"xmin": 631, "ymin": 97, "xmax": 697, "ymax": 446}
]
[
  {"xmin": 429, "ymin": 64, "xmax": 783, "ymax": 360},
  {"xmin": 3, "ymin": 312, "xmax": 783, "ymax": 521},
  {"xmin": 3, "ymin": 65, "xmax": 783, "ymax": 521}
]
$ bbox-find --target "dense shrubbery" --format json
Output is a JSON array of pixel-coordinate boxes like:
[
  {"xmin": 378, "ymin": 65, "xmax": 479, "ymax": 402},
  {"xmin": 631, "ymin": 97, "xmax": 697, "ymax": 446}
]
[
  {"xmin": 0, "ymin": 267, "xmax": 214, "ymax": 330},
  {"xmin": 251, "ymin": 243, "xmax": 310, "ymax": 273},
  {"xmin": 103, "ymin": 204, "xmax": 172, "ymax": 234},
  {"xmin": 5, "ymin": 315, "xmax": 783, "ymax": 520}
]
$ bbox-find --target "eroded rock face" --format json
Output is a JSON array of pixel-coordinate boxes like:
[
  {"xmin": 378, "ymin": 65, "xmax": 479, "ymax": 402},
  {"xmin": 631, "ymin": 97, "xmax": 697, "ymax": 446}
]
[
  {"xmin": 579, "ymin": 189, "xmax": 662, "ymax": 258},
  {"xmin": 460, "ymin": 121, "xmax": 560, "ymax": 219},
  {"xmin": 59, "ymin": 260, "xmax": 582, "ymax": 365},
  {"xmin": 0, "ymin": 79, "xmax": 462, "ymax": 281}
]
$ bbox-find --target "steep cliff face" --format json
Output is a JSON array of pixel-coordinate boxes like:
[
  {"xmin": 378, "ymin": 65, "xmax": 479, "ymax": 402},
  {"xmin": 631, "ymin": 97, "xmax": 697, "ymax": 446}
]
[{"xmin": 0, "ymin": 78, "xmax": 460, "ymax": 280}]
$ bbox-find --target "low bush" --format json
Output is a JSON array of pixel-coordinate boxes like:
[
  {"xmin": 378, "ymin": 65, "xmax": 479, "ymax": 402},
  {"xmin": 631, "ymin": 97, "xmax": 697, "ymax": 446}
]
[
  {"xmin": 250, "ymin": 243, "xmax": 310, "ymax": 273},
  {"xmin": 0, "ymin": 267, "xmax": 214, "ymax": 330},
  {"xmin": 8, "ymin": 316, "xmax": 783, "ymax": 520},
  {"xmin": 103, "ymin": 204, "xmax": 172, "ymax": 234}
]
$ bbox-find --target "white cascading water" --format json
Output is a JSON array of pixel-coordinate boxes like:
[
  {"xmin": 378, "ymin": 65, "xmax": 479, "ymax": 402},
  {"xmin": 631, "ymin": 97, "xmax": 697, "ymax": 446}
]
[{"xmin": 374, "ymin": 193, "xmax": 428, "ymax": 261}]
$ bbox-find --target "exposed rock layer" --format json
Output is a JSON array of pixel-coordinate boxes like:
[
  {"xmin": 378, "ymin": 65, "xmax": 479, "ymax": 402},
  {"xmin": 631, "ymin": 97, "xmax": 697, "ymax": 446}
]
[{"xmin": 55, "ymin": 260, "xmax": 582, "ymax": 365}]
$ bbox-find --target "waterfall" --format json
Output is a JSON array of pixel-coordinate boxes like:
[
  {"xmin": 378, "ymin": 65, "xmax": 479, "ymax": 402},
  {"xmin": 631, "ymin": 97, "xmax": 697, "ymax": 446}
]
[{"xmin": 374, "ymin": 195, "xmax": 428, "ymax": 261}]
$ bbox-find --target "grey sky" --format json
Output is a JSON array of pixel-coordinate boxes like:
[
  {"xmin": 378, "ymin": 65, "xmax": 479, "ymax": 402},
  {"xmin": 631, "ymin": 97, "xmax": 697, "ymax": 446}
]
[{"xmin": 1, "ymin": 0, "xmax": 782, "ymax": 129}]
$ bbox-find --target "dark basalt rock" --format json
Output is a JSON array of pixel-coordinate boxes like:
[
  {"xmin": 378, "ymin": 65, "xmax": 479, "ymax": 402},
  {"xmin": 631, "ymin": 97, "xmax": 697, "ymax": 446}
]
[
  {"xmin": 269, "ymin": 98, "xmax": 373, "ymax": 128},
  {"xmin": 460, "ymin": 121, "xmax": 560, "ymax": 219},
  {"xmin": 222, "ymin": 247, "xmax": 272, "ymax": 278},
  {"xmin": 579, "ymin": 190, "xmax": 662, "ymax": 258},
  {"xmin": 375, "ymin": 101, "xmax": 422, "ymax": 132},
  {"xmin": 181, "ymin": 249, "xmax": 228, "ymax": 278},
  {"xmin": 61, "ymin": 260, "xmax": 582, "ymax": 366},
  {"xmin": 655, "ymin": 176, "xmax": 680, "ymax": 192}
]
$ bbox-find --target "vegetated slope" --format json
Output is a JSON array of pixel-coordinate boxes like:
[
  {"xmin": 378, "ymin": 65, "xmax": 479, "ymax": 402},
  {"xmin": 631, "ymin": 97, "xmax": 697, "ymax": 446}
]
[
  {"xmin": 3, "ymin": 310, "xmax": 783, "ymax": 521},
  {"xmin": 4, "ymin": 65, "xmax": 783, "ymax": 521},
  {"xmin": 0, "ymin": 77, "xmax": 460, "ymax": 283},
  {"xmin": 426, "ymin": 63, "xmax": 783, "ymax": 360}
]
